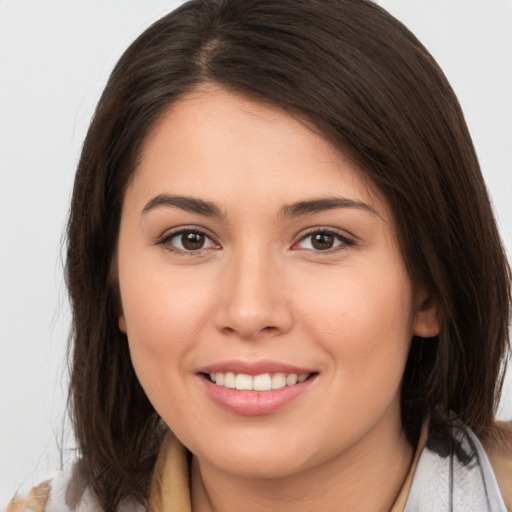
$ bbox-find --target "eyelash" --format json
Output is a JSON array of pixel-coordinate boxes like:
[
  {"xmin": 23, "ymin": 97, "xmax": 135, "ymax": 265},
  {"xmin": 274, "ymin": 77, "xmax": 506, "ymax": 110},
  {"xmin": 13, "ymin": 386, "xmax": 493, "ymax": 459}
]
[
  {"xmin": 157, "ymin": 227, "xmax": 356, "ymax": 255},
  {"xmin": 294, "ymin": 228, "xmax": 356, "ymax": 253},
  {"xmin": 157, "ymin": 227, "xmax": 220, "ymax": 256}
]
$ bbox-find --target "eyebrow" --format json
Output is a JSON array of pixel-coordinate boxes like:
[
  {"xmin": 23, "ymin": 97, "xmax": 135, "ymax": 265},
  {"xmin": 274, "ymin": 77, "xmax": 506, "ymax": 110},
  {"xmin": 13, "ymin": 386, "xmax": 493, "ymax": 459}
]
[
  {"xmin": 142, "ymin": 194, "xmax": 225, "ymax": 218},
  {"xmin": 280, "ymin": 197, "xmax": 377, "ymax": 217},
  {"xmin": 142, "ymin": 194, "xmax": 377, "ymax": 218}
]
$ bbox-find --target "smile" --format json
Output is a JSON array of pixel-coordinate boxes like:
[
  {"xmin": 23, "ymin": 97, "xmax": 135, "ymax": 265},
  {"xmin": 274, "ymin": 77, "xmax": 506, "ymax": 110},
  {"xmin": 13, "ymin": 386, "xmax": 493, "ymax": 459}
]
[
  {"xmin": 199, "ymin": 366, "xmax": 318, "ymax": 415},
  {"xmin": 207, "ymin": 372, "xmax": 310, "ymax": 391}
]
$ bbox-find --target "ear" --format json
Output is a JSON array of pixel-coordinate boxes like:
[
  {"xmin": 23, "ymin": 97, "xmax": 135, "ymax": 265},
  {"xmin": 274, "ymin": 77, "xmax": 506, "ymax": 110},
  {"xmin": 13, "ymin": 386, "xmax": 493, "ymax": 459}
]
[
  {"xmin": 412, "ymin": 288, "xmax": 441, "ymax": 338},
  {"xmin": 118, "ymin": 315, "xmax": 127, "ymax": 333}
]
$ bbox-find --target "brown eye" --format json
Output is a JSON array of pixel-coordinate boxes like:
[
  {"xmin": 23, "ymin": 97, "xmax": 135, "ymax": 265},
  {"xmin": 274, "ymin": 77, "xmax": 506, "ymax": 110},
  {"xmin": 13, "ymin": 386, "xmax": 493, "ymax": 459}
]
[
  {"xmin": 311, "ymin": 232, "xmax": 335, "ymax": 250},
  {"xmin": 162, "ymin": 229, "xmax": 218, "ymax": 253},
  {"xmin": 181, "ymin": 231, "xmax": 205, "ymax": 250},
  {"xmin": 294, "ymin": 229, "xmax": 354, "ymax": 252}
]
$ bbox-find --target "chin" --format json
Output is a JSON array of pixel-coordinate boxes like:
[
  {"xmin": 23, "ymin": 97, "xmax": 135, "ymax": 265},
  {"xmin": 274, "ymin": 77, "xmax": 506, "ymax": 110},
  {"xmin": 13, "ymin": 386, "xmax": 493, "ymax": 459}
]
[
  {"xmin": 210, "ymin": 452, "xmax": 310, "ymax": 480},
  {"xmin": 191, "ymin": 428, "xmax": 324, "ymax": 479}
]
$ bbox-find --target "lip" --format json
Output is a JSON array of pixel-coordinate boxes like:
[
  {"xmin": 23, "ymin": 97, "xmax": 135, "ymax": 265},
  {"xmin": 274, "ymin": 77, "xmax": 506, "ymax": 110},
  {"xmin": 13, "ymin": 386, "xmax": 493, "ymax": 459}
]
[
  {"xmin": 198, "ymin": 359, "xmax": 315, "ymax": 376},
  {"xmin": 197, "ymin": 360, "xmax": 318, "ymax": 416}
]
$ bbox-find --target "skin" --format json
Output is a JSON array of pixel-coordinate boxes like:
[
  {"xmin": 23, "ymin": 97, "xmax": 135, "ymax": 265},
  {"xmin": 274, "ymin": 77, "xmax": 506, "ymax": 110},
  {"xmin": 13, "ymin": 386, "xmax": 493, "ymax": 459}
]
[{"xmin": 117, "ymin": 85, "xmax": 440, "ymax": 512}]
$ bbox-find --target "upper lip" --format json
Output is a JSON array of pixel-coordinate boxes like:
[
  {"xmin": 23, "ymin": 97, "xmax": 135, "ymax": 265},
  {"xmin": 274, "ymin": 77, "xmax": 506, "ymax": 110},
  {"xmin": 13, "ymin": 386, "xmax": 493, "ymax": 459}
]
[{"xmin": 198, "ymin": 360, "xmax": 316, "ymax": 376}]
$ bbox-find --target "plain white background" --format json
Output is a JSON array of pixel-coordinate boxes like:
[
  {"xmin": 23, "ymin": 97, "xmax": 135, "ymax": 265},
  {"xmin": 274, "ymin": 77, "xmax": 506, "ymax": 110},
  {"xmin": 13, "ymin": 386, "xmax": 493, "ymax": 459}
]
[{"xmin": 1, "ymin": 0, "xmax": 511, "ymax": 505}]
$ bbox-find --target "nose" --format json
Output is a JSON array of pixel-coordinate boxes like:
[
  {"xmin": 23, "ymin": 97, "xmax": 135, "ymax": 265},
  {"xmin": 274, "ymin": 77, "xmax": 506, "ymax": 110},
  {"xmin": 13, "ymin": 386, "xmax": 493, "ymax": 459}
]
[{"xmin": 213, "ymin": 247, "xmax": 294, "ymax": 340}]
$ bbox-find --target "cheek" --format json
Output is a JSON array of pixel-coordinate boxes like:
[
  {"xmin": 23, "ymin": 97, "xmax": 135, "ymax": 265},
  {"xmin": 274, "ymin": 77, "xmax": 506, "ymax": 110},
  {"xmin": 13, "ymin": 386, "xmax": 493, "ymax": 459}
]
[
  {"xmin": 296, "ymin": 262, "xmax": 414, "ymax": 383},
  {"xmin": 118, "ymin": 258, "xmax": 216, "ymax": 385},
  {"xmin": 121, "ymin": 251, "xmax": 214, "ymax": 333}
]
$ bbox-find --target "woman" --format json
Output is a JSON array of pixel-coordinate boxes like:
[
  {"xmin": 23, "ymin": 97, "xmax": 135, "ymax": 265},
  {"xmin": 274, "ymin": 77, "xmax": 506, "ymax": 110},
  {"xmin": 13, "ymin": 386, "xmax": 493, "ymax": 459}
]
[{"xmin": 7, "ymin": 0, "xmax": 511, "ymax": 511}]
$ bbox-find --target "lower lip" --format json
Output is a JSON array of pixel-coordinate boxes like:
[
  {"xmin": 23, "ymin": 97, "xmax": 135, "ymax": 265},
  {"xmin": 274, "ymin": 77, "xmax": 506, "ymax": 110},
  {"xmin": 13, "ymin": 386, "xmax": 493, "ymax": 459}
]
[{"xmin": 200, "ymin": 374, "xmax": 317, "ymax": 416}]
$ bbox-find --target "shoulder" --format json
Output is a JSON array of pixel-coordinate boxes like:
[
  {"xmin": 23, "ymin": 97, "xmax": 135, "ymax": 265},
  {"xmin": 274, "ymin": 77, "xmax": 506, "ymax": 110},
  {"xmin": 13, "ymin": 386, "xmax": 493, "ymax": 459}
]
[
  {"xmin": 4, "ymin": 481, "xmax": 51, "ymax": 512},
  {"xmin": 484, "ymin": 421, "xmax": 512, "ymax": 511},
  {"xmin": 4, "ymin": 459, "xmax": 148, "ymax": 512},
  {"xmin": 4, "ymin": 461, "xmax": 102, "ymax": 512}
]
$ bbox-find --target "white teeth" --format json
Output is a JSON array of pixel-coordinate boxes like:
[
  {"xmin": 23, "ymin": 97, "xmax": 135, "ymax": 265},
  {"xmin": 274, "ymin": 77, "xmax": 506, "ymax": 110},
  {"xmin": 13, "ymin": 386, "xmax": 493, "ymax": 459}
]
[
  {"xmin": 286, "ymin": 374, "xmax": 298, "ymax": 386},
  {"xmin": 235, "ymin": 373, "xmax": 253, "ymax": 390},
  {"xmin": 224, "ymin": 372, "xmax": 236, "ymax": 388},
  {"xmin": 271, "ymin": 373, "xmax": 287, "ymax": 390},
  {"xmin": 208, "ymin": 371, "xmax": 311, "ymax": 391},
  {"xmin": 253, "ymin": 373, "xmax": 272, "ymax": 391}
]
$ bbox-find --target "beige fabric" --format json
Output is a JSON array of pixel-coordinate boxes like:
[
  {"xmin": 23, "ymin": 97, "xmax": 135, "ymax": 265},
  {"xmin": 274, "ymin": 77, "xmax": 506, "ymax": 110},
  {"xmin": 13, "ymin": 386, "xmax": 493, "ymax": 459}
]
[
  {"xmin": 484, "ymin": 421, "xmax": 512, "ymax": 512},
  {"xmin": 149, "ymin": 432, "xmax": 191, "ymax": 512},
  {"xmin": 5, "ymin": 481, "xmax": 50, "ymax": 512},
  {"xmin": 390, "ymin": 423, "xmax": 428, "ymax": 512},
  {"xmin": 489, "ymin": 450, "xmax": 512, "ymax": 512}
]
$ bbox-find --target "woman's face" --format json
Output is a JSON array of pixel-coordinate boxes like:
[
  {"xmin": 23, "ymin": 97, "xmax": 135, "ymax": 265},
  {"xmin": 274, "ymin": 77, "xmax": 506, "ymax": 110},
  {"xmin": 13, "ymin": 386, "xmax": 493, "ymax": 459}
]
[{"xmin": 117, "ymin": 86, "xmax": 438, "ymax": 478}]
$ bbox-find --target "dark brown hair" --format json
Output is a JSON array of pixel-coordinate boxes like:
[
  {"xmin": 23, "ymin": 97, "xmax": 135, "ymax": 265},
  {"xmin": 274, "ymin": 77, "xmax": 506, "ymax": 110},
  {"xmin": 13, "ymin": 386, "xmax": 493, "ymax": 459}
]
[{"xmin": 66, "ymin": 0, "xmax": 511, "ymax": 510}]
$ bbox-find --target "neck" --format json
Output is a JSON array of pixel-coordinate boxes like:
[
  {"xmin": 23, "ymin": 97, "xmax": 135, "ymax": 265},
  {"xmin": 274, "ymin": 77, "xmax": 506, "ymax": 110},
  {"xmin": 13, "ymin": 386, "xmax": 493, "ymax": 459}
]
[{"xmin": 190, "ymin": 419, "xmax": 414, "ymax": 512}]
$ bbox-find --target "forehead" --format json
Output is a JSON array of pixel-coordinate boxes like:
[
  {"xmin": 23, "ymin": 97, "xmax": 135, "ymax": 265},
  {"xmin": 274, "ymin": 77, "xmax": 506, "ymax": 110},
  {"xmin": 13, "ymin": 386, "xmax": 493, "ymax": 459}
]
[{"xmin": 130, "ymin": 85, "xmax": 388, "ymax": 220}]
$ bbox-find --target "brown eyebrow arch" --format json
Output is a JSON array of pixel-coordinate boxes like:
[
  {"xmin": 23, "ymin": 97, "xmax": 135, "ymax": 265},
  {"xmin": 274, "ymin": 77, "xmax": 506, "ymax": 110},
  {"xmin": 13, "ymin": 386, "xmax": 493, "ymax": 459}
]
[
  {"xmin": 280, "ymin": 197, "xmax": 377, "ymax": 217},
  {"xmin": 142, "ymin": 194, "xmax": 225, "ymax": 218}
]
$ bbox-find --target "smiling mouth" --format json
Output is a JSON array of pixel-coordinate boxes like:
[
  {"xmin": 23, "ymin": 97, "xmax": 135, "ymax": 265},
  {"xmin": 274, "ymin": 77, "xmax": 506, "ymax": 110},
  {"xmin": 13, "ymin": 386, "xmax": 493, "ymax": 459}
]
[{"xmin": 203, "ymin": 372, "xmax": 315, "ymax": 391}]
